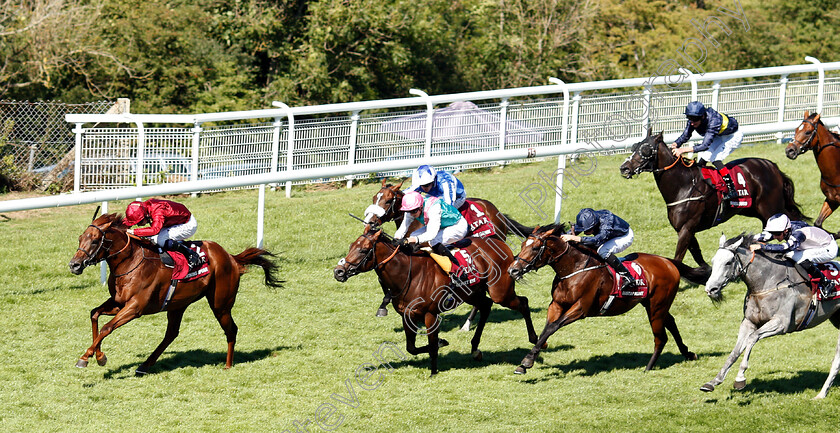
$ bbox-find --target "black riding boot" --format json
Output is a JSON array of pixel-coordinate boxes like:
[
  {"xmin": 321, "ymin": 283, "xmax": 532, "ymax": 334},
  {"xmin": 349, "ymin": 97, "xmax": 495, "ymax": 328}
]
[
  {"xmin": 713, "ymin": 160, "xmax": 738, "ymax": 200},
  {"xmin": 432, "ymin": 243, "xmax": 470, "ymax": 286},
  {"xmin": 801, "ymin": 259, "xmax": 834, "ymax": 298},
  {"xmin": 605, "ymin": 253, "xmax": 636, "ymax": 292},
  {"xmin": 165, "ymin": 239, "xmax": 202, "ymax": 268}
]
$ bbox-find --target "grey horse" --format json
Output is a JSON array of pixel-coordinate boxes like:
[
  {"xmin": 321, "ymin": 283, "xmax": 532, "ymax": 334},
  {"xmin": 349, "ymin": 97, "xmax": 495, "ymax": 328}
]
[{"xmin": 701, "ymin": 233, "xmax": 840, "ymax": 399}]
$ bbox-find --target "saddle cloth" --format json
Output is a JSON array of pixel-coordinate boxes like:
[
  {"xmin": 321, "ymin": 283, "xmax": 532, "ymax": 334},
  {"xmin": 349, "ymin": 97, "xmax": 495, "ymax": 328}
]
[
  {"xmin": 426, "ymin": 246, "xmax": 481, "ymax": 287},
  {"xmin": 608, "ymin": 259, "xmax": 649, "ymax": 298},
  {"xmin": 700, "ymin": 164, "xmax": 752, "ymax": 208},
  {"xmin": 161, "ymin": 241, "xmax": 209, "ymax": 282},
  {"xmin": 814, "ymin": 261, "xmax": 840, "ymax": 300},
  {"xmin": 459, "ymin": 200, "xmax": 496, "ymax": 239}
]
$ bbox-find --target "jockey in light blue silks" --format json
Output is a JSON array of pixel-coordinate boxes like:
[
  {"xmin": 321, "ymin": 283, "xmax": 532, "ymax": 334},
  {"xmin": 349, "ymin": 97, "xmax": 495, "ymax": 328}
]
[
  {"xmin": 750, "ymin": 213, "xmax": 839, "ymax": 297},
  {"xmin": 395, "ymin": 191, "xmax": 469, "ymax": 279},
  {"xmin": 406, "ymin": 165, "xmax": 466, "ymax": 210},
  {"xmin": 671, "ymin": 101, "xmax": 743, "ymax": 201}
]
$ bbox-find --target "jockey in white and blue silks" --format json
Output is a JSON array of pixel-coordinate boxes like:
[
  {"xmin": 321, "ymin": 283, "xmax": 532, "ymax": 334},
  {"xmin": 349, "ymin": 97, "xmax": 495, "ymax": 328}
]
[
  {"xmin": 406, "ymin": 165, "xmax": 467, "ymax": 210},
  {"xmin": 395, "ymin": 191, "xmax": 469, "ymax": 275},
  {"xmin": 750, "ymin": 213, "xmax": 838, "ymax": 297}
]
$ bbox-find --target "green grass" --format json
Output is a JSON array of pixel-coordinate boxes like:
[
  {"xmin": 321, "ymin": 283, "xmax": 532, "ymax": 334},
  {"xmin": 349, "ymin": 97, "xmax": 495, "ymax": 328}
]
[{"xmin": 1, "ymin": 141, "xmax": 839, "ymax": 432}]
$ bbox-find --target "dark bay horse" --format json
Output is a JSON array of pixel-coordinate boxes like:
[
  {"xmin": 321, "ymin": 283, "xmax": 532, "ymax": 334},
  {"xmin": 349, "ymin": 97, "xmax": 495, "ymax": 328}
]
[
  {"xmin": 363, "ymin": 178, "xmax": 533, "ymax": 325},
  {"xmin": 702, "ymin": 234, "xmax": 840, "ymax": 398},
  {"xmin": 69, "ymin": 213, "xmax": 283, "ymax": 375},
  {"xmin": 333, "ymin": 225, "xmax": 537, "ymax": 375},
  {"xmin": 619, "ymin": 129, "xmax": 805, "ymax": 266},
  {"xmin": 507, "ymin": 224, "xmax": 710, "ymax": 374},
  {"xmin": 785, "ymin": 111, "xmax": 840, "ymax": 237}
]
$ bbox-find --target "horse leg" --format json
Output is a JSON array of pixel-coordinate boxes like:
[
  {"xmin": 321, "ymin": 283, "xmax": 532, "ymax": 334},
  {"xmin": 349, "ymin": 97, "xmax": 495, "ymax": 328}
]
[
  {"xmin": 700, "ymin": 318, "xmax": 757, "ymax": 391},
  {"xmin": 494, "ymin": 293, "xmax": 538, "ymax": 345},
  {"xmin": 815, "ymin": 200, "xmax": 839, "ymax": 232},
  {"xmin": 643, "ymin": 304, "xmax": 669, "ymax": 372},
  {"xmin": 424, "ymin": 312, "xmax": 442, "ymax": 376},
  {"xmin": 136, "ymin": 308, "xmax": 186, "ymax": 376},
  {"xmin": 89, "ymin": 298, "xmax": 121, "ymax": 366},
  {"xmin": 76, "ymin": 303, "xmax": 141, "ymax": 368},
  {"xmin": 673, "ymin": 227, "xmax": 693, "ymax": 263},
  {"xmin": 469, "ymin": 296, "xmax": 493, "ymax": 361},
  {"xmin": 663, "ymin": 312, "xmax": 697, "ymax": 361},
  {"xmin": 731, "ymin": 317, "xmax": 786, "ymax": 390},
  {"xmin": 515, "ymin": 301, "xmax": 585, "ymax": 375},
  {"xmin": 816, "ymin": 328, "xmax": 840, "ymax": 399},
  {"xmin": 459, "ymin": 306, "xmax": 479, "ymax": 332},
  {"xmin": 686, "ymin": 234, "xmax": 707, "ymax": 267},
  {"xmin": 377, "ymin": 288, "xmax": 391, "ymax": 317}
]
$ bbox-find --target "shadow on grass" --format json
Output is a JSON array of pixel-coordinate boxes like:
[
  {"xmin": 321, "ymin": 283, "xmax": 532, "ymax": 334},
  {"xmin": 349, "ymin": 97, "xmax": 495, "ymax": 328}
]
[
  {"xmin": 713, "ymin": 370, "xmax": 833, "ymax": 398},
  {"xmin": 384, "ymin": 344, "xmax": 576, "ymax": 374},
  {"xmin": 390, "ymin": 305, "xmax": 547, "ymax": 334},
  {"xmin": 102, "ymin": 346, "xmax": 292, "ymax": 379}
]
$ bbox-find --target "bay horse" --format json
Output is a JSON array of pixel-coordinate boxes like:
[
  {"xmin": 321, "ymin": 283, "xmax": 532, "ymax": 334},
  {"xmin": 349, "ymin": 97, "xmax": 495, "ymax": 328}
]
[
  {"xmin": 785, "ymin": 111, "xmax": 840, "ymax": 237},
  {"xmin": 69, "ymin": 213, "xmax": 283, "ymax": 375},
  {"xmin": 619, "ymin": 128, "xmax": 806, "ymax": 266},
  {"xmin": 363, "ymin": 178, "xmax": 534, "ymax": 327},
  {"xmin": 507, "ymin": 224, "xmax": 710, "ymax": 374},
  {"xmin": 702, "ymin": 234, "xmax": 840, "ymax": 398},
  {"xmin": 333, "ymin": 224, "xmax": 537, "ymax": 375}
]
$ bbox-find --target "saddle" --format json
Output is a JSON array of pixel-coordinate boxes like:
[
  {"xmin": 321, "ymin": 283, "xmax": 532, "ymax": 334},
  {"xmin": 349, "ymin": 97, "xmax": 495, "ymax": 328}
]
[
  {"xmin": 158, "ymin": 241, "xmax": 209, "ymax": 312},
  {"xmin": 699, "ymin": 163, "xmax": 752, "ymax": 208},
  {"xmin": 459, "ymin": 200, "xmax": 496, "ymax": 238},
  {"xmin": 423, "ymin": 243, "xmax": 482, "ymax": 287},
  {"xmin": 607, "ymin": 256, "xmax": 650, "ymax": 299},
  {"xmin": 810, "ymin": 262, "xmax": 840, "ymax": 300}
]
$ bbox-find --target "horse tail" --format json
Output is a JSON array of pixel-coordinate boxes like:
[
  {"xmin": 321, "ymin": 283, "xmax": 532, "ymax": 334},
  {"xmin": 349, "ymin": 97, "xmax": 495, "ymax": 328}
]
[
  {"xmin": 781, "ymin": 170, "xmax": 810, "ymax": 223},
  {"xmin": 667, "ymin": 259, "xmax": 711, "ymax": 286},
  {"xmin": 233, "ymin": 248, "xmax": 284, "ymax": 288},
  {"xmin": 500, "ymin": 213, "xmax": 535, "ymax": 238}
]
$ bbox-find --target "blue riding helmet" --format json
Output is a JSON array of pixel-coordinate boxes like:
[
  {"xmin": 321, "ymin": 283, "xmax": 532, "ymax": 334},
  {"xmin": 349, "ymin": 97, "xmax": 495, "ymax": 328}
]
[
  {"xmin": 684, "ymin": 101, "xmax": 706, "ymax": 118},
  {"xmin": 574, "ymin": 208, "xmax": 599, "ymax": 233}
]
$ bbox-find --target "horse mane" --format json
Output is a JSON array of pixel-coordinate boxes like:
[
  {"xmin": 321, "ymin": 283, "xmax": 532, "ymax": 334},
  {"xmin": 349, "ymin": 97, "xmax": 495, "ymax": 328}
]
[
  {"xmin": 93, "ymin": 213, "xmax": 126, "ymax": 227},
  {"xmin": 535, "ymin": 222, "xmax": 569, "ymax": 235},
  {"xmin": 724, "ymin": 232, "xmax": 755, "ymax": 248},
  {"xmin": 808, "ymin": 112, "xmax": 840, "ymax": 141}
]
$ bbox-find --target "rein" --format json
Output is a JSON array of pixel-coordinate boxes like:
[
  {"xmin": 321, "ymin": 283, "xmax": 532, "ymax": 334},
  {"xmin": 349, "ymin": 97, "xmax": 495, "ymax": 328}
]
[{"xmin": 557, "ymin": 263, "xmax": 607, "ymax": 281}]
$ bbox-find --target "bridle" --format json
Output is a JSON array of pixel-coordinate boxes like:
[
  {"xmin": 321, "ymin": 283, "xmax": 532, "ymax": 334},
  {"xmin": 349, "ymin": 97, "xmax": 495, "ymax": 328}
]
[
  {"xmin": 76, "ymin": 224, "xmax": 132, "ymax": 267},
  {"xmin": 341, "ymin": 229, "xmax": 400, "ymax": 278},
  {"xmin": 626, "ymin": 138, "xmax": 690, "ymax": 176},
  {"xmin": 791, "ymin": 118, "xmax": 820, "ymax": 155},
  {"xmin": 513, "ymin": 234, "xmax": 570, "ymax": 274}
]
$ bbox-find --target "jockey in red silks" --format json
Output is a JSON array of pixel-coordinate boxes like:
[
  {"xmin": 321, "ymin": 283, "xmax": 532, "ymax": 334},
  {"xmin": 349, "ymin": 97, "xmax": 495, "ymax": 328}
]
[
  {"xmin": 395, "ymin": 191, "xmax": 469, "ymax": 281},
  {"xmin": 123, "ymin": 198, "xmax": 201, "ymax": 267}
]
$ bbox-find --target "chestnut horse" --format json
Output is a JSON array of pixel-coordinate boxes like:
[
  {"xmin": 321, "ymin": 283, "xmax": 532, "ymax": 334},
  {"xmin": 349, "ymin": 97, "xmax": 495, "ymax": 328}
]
[
  {"xmin": 69, "ymin": 213, "xmax": 283, "ymax": 375},
  {"xmin": 620, "ymin": 129, "xmax": 806, "ymax": 266},
  {"xmin": 785, "ymin": 111, "xmax": 840, "ymax": 237},
  {"xmin": 363, "ymin": 178, "xmax": 534, "ymax": 324},
  {"xmin": 333, "ymin": 225, "xmax": 537, "ymax": 375},
  {"xmin": 507, "ymin": 224, "xmax": 710, "ymax": 374}
]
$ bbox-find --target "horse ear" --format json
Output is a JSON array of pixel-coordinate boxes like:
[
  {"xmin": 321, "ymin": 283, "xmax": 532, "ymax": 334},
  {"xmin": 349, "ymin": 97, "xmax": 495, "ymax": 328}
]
[
  {"xmin": 396, "ymin": 179, "xmax": 405, "ymax": 189},
  {"xmin": 804, "ymin": 110, "xmax": 810, "ymax": 119},
  {"xmin": 544, "ymin": 228, "xmax": 555, "ymax": 237},
  {"xmin": 814, "ymin": 113, "xmax": 821, "ymax": 123},
  {"xmin": 381, "ymin": 178, "xmax": 387, "ymax": 187},
  {"xmin": 646, "ymin": 126, "xmax": 652, "ymax": 137},
  {"xmin": 719, "ymin": 233, "xmax": 726, "ymax": 248},
  {"xmin": 732, "ymin": 237, "xmax": 744, "ymax": 250},
  {"xmin": 533, "ymin": 225, "xmax": 540, "ymax": 235}
]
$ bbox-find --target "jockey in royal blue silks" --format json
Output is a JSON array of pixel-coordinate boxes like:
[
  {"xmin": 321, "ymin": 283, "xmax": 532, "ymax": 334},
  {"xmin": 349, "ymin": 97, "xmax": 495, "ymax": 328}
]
[
  {"xmin": 406, "ymin": 164, "xmax": 466, "ymax": 210},
  {"xmin": 671, "ymin": 101, "xmax": 744, "ymax": 201},
  {"xmin": 750, "ymin": 213, "xmax": 839, "ymax": 297},
  {"xmin": 561, "ymin": 208, "xmax": 636, "ymax": 291}
]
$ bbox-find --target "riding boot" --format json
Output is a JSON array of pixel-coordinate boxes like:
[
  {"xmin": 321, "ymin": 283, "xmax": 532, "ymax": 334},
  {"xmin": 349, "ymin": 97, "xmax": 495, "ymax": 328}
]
[
  {"xmin": 432, "ymin": 243, "xmax": 470, "ymax": 287},
  {"xmin": 605, "ymin": 253, "xmax": 636, "ymax": 292},
  {"xmin": 801, "ymin": 259, "xmax": 834, "ymax": 298},
  {"xmin": 713, "ymin": 161, "xmax": 738, "ymax": 200},
  {"xmin": 165, "ymin": 239, "xmax": 202, "ymax": 268}
]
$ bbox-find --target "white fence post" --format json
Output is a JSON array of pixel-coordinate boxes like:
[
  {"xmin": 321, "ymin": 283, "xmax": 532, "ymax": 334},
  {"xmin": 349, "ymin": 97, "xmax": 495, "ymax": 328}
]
[
  {"xmin": 73, "ymin": 123, "xmax": 83, "ymax": 194},
  {"xmin": 410, "ymin": 89, "xmax": 433, "ymax": 159},
  {"xmin": 711, "ymin": 81, "xmax": 721, "ymax": 109},
  {"xmin": 776, "ymin": 75, "xmax": 789, "ymax": 143},
  {"xmin": 548, "ymin": 77, "xmax": 570, "ymax": 224},
  {"xmin": 100, "ymin": 200, "xmax": 108, "ymax": 285},
  {"xmin": 806, "ymin": 56, "xmax": 825, "ymax": 113},
  {"xmin": 273, "ymin": 102, "xmax": 295, "ymax": 198},
  {"xmin": 190, "ymin": 122, "xmax": 201, "ymax": 197},
  {"xmin": 347, "ymin": 111, "xmax": 360, "ymax": 188}
]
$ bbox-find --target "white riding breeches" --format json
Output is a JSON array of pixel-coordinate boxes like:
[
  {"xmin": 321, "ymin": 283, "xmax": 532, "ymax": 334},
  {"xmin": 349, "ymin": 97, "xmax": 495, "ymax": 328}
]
[
  {"xmin": 788, "ymin": 242, "xmax": 839, "ymax": 264},
  {"xmin": 150, "ymin": 215, "xmax": 198, "ymax": 246},
  {"xmin": 597, "ymin": 228, "xmax": 634, "ymax": 258},
  {"xmin": 410, "ymin": 218, "xmax": 468, "ymax": 246},
  {"xmin": 697, "ymin": 130, "xmax": 743, "ymax": 162}
]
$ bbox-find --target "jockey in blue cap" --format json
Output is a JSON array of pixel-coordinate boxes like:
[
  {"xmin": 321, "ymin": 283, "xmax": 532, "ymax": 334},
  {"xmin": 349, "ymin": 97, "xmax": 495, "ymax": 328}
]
[
  {"xmin": 407, "ymin": 164, "xmax": 466, "ymax": 210},
  {"xmin": 561, "ymin": 208, "xmax": 636, "ymax": 292},
  {"xmin": 670, "ymin": 101, "xmax": 743, "ymax": 201}
]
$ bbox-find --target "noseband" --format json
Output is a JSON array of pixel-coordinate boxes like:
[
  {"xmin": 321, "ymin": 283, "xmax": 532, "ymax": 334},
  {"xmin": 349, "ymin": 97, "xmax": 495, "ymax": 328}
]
[
  {"xmin": 342, "ymin": 231, "xmax": 399, "ymax": 277},
  {"xmin": 513, "ymin": 235, "xmax": 570, "ymax": 273},
  {"xmin": 791, "ymin": 119, "xmax": 819, "ymax": 154},
  {"xmin": 76, "ymin": 224, "xmax": 131, "ymax": 267}
]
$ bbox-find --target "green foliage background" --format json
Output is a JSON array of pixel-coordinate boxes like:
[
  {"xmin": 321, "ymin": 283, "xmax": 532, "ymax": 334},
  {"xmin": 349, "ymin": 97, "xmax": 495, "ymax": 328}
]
[
  {"xmin": 3, "ymin": 0, "xmax": 839, "ymax": 112},
  {"xmin": 2, "ymin": 141, "xmax": 840, "ymax": 432}
]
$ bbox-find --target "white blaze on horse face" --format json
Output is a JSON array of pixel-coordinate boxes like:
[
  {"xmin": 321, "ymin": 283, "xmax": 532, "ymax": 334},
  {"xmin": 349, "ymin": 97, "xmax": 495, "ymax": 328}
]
[
  {"xmin": 798, "ymin": 124, "xmax": 804, "ymax": 131},
  {"xmin": 337, "ymin": 258, "xmax": 346, "ymax": 266},
  {"xmin": 525, "ymin": 239, "xmax": 534, "ymax": 247}
]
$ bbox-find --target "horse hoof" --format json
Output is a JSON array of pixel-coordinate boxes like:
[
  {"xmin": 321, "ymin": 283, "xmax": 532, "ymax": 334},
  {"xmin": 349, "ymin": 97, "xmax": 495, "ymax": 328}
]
[
  {"xmin": 685, "ymin": 352, "xmax": 698, "ymax": 361},
  {"xmin": 472, "ymin": 350, "xmax": 483, "ymax": 361},
  {"xmin": 520, "ymin": 357, "xmax": 534, "ymax": 369},
  {"xmin": 733, "ymin": 380, "xmax": 746, "ymax": 390},
  {"xmin": 700, "ymin": 382, "xmax": 715, "ymax": 392},
  {"xmin": 514, "ymin": 366, "xmax": 527, "ymax": 375},
  {"xmin": 375, "ymin": 308, "xmax": 388, "ymax": 317},
  {"xmin": 459, "ymin": 321, "xmax": 472, "ymax": 332},
  {"xmin": 96, "ymin": 354, "xmax": 107, "ymax": 367},
  {"xmin": 438, "ymin": 339, "xmax": 449, "ymax": 348},
  {"xmin": 135, "ymin": 367, "xmax": 148, "ymax": 377},
  {"xmin": 75, "ymin": 359, "xmax": 88, "ymax": 368}
]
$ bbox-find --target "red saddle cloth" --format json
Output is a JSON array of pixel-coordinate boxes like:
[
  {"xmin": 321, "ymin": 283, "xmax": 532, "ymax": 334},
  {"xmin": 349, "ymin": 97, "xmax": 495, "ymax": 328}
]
[
  {"xmin": 814, "ymin": 262, "xmax": 840, "ymax": 300},
  {"xmin": 608, "ymin": 259, "xmax": 649, "ymax": 298},
  {"xmin": 459, "ymin": 200, "xmax": 496, "ymax": 239},
  {"xmin": 167, "ymin": 243, "xmax": 209, "ymax": 282},
  {"xmin": 452, "ymin": 249, "xmax": 481, "ymax": 287},
  {"xmin": 700, "ymin": 164, "xmax": 752, "ymax": 208}
]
